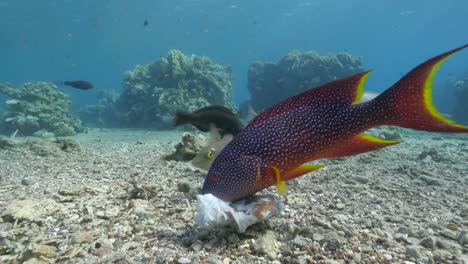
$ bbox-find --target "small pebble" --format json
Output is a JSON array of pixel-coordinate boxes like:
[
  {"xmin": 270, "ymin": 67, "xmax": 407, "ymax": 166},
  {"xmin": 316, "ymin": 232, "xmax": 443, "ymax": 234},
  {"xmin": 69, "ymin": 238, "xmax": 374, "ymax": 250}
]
[
  {"xmin": 191, "ymin": 242, "xmax": 202, "ymax": 252},
  {"xmin": 354, "ymin": 185, "xmax": 365, "ymax": 193},
  {"xmin": 405, "ymin": 246, "xmax": 421, "ymax": 259},
  {"xmin": 21, "ymin": 178, "xmax": 33, "ymax": 186},
  {"xmin": 177, "ymin": 181, "xmax": 192, "ymax": 193},
  {"xmin": 446, "ymin": 223, "xmax": 458, "ymax": 231},
  {"xmin": 419, "ymin": 237, "xmax": 435, "ymax": 249},
  {"xmin": 178, "ymin": 257, "xmax": 191, "ymax": 264}
]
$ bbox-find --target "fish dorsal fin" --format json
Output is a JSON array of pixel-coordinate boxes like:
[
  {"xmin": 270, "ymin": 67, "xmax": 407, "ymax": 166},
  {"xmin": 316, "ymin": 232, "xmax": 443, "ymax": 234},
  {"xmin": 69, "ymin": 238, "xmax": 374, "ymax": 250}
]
[
  {"xmin": 194, "ymin": 105, "xmax": 235, "ymax": 115},
  {"xmin": 321, "ymin": 133, "xmax": 399, "ymax": 159},
  {"xmin": 247, "ymin": 71, "xmax": 372, "ymax": 128}
]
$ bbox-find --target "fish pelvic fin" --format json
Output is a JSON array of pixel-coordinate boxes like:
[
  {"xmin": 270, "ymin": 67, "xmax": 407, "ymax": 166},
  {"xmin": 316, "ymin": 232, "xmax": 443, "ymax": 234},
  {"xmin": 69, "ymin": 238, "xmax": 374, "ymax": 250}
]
[
  {"xmin": 247, "ymin": 71, "xmax": 372, "ymax": 128},
  {"xmin": 321, "ymin": 134, "xmax": 400, "ymax": 159},
  {"xmin": 272, "ymin": 166, "xmax": 288, "ymax": 195},
  {"xmin": 370, "ymin": 44, "xmax": 468, "ymax": 133},
  {"xmin": 269, "ymin": 164, "xmax": 325, "ymax": 195}
]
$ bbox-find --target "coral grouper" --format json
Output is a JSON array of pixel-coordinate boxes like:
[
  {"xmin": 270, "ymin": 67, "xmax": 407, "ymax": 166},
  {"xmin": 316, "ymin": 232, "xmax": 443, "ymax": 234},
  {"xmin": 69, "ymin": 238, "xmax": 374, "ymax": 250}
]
[{"xmin": 202, "ymin": 45, "xmax": 468, "ymax": 202}]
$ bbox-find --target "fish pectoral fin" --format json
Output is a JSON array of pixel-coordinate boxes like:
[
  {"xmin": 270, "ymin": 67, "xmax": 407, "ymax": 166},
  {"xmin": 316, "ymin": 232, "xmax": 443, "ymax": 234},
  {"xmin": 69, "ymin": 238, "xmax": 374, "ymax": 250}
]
[
  {"xmin": 323, "ymin": 134, "xmax": 399, "ymax": 159},
  {"xmin": 271, "ymin": 166, "xmax": 288, "ymax": 195},
  {"xmin": 282, "ymin": 164, "xmax": 325, "ymax": 181}
]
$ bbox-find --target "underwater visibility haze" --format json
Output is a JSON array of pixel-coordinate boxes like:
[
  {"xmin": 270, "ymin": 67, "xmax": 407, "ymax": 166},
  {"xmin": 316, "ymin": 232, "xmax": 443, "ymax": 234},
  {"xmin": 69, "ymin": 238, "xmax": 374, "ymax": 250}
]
[{"xmin": 0, "ymin": 0, "xmax": 467, "ymax": 263}]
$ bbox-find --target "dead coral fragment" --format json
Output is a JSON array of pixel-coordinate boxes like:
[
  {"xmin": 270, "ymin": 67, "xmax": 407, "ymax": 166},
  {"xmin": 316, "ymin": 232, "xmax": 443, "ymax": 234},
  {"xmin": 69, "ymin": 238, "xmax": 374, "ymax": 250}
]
[
  {"xmin": 0, "ymin": 136, "xmax": 15, "ymax": 149},
  {"xmin": 26, "ymin": 138, "xmax": 81, "ymax": 157},
  {"xmin": 163, "ymin": 132, "xmax": 205, "ymax": 161},
  {"xmin": 126, "ymin": 176, "xmax": 159, "ymax": 200}
]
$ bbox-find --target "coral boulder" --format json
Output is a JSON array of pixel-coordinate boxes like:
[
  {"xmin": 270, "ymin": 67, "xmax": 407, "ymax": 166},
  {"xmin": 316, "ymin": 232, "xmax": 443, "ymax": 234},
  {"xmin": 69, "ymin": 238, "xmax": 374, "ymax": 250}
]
[
  {"xmin": 118, "ymin": 50, "xmax": 235, "ymax": 128},
  {"xmin": 248, "ymin": 50, "xmax": 364, "ymax": 111},
  {"xmin": 0, "ymin": 82, "xmax": 85, "ymax": 137}
]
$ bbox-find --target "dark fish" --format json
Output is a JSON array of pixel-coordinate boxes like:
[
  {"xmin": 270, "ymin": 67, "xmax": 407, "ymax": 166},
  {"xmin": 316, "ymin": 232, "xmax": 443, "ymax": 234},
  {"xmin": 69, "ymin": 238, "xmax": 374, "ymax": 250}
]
[
  {"xmin": 144, "ymin": 20, "xmax": 149, "ymax": 27},
  {"xmin": 63, "ymin": 80, "xmax": 94, "ymax": 90},
  {"xmin": 202, "ymin": 44, "xmax": 468, "ymax": 202},
  {"xmin": 173, "ymin": 105, "xmax": 244, "ymax": 137}
]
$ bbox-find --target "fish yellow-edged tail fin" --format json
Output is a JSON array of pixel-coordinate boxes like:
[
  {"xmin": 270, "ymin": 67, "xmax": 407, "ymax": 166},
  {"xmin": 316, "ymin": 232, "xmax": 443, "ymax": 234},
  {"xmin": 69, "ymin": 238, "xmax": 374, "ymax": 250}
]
[{"xmin": 370, "ymin": 44, "xmax": 468, "ymax": 133}]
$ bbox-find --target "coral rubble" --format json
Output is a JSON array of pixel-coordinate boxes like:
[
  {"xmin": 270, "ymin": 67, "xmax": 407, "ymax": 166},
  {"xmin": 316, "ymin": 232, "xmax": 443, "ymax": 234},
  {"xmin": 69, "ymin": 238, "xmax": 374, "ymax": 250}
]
[
  {"xmin": 118, "ymin": 50, "xmax": 235, "ymax": 128},
  {"xmin": 0, "ymin": 129, "xmax": 466, "ymax": 263},
  {"xmin": 248, "ymin": 50, "xmax": 364, "ymax": 111},
  {"xmin": 0, "ymin": 81, "xmax": 86, "ymax": 137},
  {"xmin": 0, "ymin": 135, "xmax": 15, "ymax": 149}
]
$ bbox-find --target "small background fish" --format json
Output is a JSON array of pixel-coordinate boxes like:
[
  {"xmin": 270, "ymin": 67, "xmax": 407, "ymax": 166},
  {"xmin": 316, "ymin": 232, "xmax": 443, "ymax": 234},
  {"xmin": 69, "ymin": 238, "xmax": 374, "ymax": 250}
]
[
  {"xmin": 173, "ymin": 105, "xmax": 244, "ymax": 137},
  {"xmin": 62, "ymin": 80, "xmax": 94, "ymax": 90}
]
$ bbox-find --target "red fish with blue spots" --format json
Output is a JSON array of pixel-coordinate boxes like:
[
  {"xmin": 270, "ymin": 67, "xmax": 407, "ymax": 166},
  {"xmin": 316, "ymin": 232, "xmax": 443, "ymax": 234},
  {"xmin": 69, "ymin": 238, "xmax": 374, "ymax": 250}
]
[{"xmin": 202, "ymin": 45, "xmax": 468, "ymax": 202}]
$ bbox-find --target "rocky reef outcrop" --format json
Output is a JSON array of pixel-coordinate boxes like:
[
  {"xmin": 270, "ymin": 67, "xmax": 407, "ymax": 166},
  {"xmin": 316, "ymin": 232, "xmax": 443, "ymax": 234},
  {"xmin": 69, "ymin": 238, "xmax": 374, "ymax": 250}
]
[
  {"xmin": 117, "ymin": 50, "xmax": 235, "ymax": 128},
  {"xmin": 78, "ymin": 90, "xmax": 121, "ymax": 127},
  {"xmin": 248, "ymin": 50, "xmax": 364, "ymax": 111},
  {"xmin": 0, "ymin": 82, "xmax": 7, "ymax": 109},
  {"xmin": 0, "ymin": 81, "xmax": 86, "ymax": 137},
  {"xmin": 453, "ymin": 78, "xmax": 468, "ymax": 125}
]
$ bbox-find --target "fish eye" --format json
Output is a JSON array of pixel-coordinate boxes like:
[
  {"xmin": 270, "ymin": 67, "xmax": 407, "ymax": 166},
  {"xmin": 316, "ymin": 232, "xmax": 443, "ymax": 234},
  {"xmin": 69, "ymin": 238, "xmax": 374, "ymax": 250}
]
[{"xmin": 206, "ymin": 148, "xmax": 216, "ymax": 159}]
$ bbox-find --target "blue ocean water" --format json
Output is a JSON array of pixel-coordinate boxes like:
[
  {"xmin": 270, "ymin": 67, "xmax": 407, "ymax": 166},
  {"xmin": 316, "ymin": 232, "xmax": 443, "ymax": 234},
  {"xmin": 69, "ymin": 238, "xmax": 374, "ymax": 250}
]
[{"xmin": 0, "ymin": 0, "xmax": 467, "ymax": 112}]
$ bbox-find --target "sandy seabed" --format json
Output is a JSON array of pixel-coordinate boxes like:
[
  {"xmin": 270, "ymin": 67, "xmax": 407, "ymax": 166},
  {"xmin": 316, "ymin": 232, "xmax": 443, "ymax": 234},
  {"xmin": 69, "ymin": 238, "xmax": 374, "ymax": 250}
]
[{"xmin": 0, "ymin": 128, "xmax": 467, "ymax": 264}]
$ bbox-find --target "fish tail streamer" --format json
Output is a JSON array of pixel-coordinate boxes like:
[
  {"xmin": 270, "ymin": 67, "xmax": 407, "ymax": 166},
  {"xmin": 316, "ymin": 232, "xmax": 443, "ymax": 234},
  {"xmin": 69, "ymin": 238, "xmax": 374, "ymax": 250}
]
[{"xmin": 369, "ymin": 44, "xmax": 468, "ymax": 133}]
